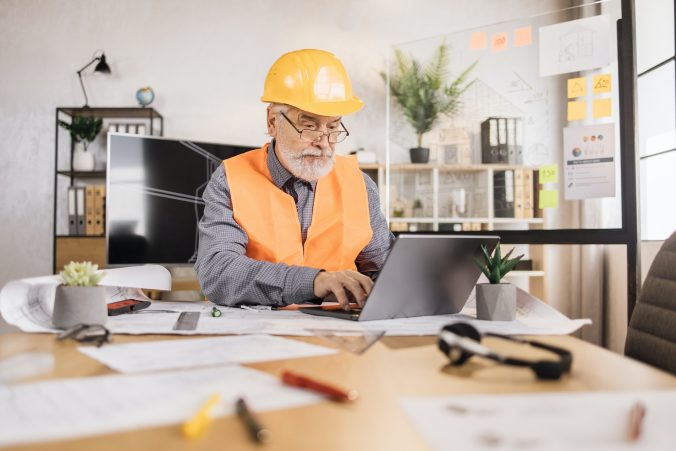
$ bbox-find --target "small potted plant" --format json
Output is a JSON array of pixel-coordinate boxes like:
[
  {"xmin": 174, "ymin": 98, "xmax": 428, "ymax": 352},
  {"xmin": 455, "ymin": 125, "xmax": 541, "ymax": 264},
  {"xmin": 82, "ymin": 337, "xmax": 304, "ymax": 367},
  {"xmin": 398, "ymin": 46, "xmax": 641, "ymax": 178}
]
[
  {"xmin": 412, "ymin": 199, "xmax": 424, "ymax": 217},
  {"xmin": 383, "ymin": 44, "xmax": 477, "ymax": 164},
  {"xmin": 52, "ymin": 261, "xmax": 107, "ymax": 329},
  {"xmin": 58, "ymin": 116, "xmax": 103, "ymax": 171},
  {"xmin": 473, "ymin": 243, "xmax": 524, "ymax": 321}
]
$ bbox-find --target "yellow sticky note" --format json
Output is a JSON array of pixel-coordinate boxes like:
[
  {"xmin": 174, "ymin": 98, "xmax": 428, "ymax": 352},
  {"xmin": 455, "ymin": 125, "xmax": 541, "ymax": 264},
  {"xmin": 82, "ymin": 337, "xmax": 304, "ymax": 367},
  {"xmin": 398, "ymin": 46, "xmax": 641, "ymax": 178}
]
[
  {"xmin": 567, "ymin": 77, "xmax": 587, "ymax": 98},
  {"xmin": 539, "ymin": 164, "xmax": 559, "ymax": 183},
  {"xmin": 514, "ymin": 26, "xmax": 532, "ymax": 47},
  {"xmin": 567, "ymin": 100, "xmax": 587, "ymax": 121},
  {"xmin": 491, "ymin": 32, "xmax": 508, "ymax": 52},
  {"xmin": 593, "ymin": 98, "xmax": 612, "ymax": 118},
  {"xmin": 539, "ymin": 190, "xmax": 558, "ymax": 209},
  {"xmin": 593, "ymin": 73, "xmax": 612, "ymax": 94},
  {"xmin": 470, "ymin": 31, "xmax": 487, "ymax": 50}
]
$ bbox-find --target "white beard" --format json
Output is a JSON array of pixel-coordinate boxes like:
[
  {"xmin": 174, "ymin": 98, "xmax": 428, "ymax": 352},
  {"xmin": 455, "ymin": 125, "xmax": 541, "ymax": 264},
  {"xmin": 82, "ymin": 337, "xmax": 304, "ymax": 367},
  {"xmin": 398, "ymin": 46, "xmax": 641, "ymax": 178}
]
[{"xmin": 277, "ymin": 145, "xmax": 335, "ymax": 182}]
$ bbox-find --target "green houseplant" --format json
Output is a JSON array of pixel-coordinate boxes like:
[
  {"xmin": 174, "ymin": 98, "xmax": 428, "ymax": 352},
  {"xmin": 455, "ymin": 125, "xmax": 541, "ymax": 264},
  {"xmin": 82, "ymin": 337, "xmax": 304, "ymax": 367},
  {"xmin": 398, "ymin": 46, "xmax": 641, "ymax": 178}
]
[
  {"xmin": 473, "ymin": 243, "xmax": 524, "ymax": 321},
  {"xmin": 384, "ymin": 44, "xmax": 477, "ymax": 163},
  {"xmin": 58, "ymin": 116, "xmax": 103, "ymax": 171},
  {"xmin": 52, "ymin": 261, "xmax": 107, "ymax": 329}
]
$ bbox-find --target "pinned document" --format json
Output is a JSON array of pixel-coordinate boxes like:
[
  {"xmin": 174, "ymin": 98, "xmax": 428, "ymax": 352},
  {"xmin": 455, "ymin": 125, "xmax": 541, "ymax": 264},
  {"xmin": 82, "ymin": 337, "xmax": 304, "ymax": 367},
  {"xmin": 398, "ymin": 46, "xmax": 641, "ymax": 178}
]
[
  {"xmin": 539, "ymin": 190, "xmax": 558, "ymax": 209},
  {"xmin": 539, "ymin": 164, "xmax": 559, "ymax": 184},
  {"xmin": 470, "ymin": 31, "xmax": 487, "ymax": 50},
  {"xmin": 567, "ymin": 100, "xmax": 587, "ymax": 121}
]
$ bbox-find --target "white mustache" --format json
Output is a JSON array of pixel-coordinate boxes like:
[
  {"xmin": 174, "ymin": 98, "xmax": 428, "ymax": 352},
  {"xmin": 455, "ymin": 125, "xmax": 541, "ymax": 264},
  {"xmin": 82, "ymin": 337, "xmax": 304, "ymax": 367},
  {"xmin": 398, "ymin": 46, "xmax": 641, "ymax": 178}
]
[{"xmin": 301, "ymin": 148, "xmax": 332, "ymax": 157}]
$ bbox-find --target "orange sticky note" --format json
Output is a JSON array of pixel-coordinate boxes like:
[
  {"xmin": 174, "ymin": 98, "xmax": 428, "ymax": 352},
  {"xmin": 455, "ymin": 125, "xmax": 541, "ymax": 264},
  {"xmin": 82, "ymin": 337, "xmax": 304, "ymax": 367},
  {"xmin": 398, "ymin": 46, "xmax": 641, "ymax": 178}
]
[
  {"xmin": 491, "ymin": 32, "xmax": 508, "ymax": 52},
  {"xmin": 514, "ymin": 26, "xmax": 532, "ymax": 47},
  {"xmin": 470, "ymin": 32, "xmax": 487, "ymax": 50},
  {"xmin": 567, "ymin": 100, "xmax": 587, "ymax": 121},
  {"xmin": 593, "ymin": 98, "xmax": 612, "ymax": 118},
  {"xmin": 593, "ymin": 73, "xmax": 612, "ymax": 93},
  {"xmin": 567, "ymin": 77, "xmax": 587, "ymax": 98}
]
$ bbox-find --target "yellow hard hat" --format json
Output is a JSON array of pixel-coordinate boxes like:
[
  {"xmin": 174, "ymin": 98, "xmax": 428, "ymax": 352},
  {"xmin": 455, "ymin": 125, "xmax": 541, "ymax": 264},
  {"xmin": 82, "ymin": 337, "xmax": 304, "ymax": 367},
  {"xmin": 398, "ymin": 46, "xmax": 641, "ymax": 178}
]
[{"xmin": 261, "ymin": 49, "xmax": 363, "ymax": 116}]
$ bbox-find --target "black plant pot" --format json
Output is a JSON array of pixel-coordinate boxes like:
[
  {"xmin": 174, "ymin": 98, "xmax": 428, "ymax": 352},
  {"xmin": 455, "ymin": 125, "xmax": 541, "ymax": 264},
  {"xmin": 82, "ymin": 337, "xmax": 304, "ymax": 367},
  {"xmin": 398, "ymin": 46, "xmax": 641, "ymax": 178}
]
[{"xmin": 409, "ymin": 147, "xmax": 430, "ymax": 164}]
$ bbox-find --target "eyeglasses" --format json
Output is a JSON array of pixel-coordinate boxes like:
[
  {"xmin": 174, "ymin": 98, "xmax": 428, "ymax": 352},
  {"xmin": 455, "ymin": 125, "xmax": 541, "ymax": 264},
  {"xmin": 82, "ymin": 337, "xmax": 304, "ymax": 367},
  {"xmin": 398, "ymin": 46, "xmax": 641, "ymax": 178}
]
[
  {"xmin": 57, "ymin": 324, "xmax": 111, "ymax": 347},
  {"xmin": 280, "ymin": 112, "xmax": 349, "ymax": 144}
]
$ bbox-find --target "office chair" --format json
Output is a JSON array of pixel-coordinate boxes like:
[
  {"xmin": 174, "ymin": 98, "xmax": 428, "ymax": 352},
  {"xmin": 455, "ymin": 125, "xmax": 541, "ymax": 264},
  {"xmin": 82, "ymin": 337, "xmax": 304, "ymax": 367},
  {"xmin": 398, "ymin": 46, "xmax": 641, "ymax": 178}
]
[{"xmin": 625, "ymin": 230, "xmax": 676, "ymax": 375}]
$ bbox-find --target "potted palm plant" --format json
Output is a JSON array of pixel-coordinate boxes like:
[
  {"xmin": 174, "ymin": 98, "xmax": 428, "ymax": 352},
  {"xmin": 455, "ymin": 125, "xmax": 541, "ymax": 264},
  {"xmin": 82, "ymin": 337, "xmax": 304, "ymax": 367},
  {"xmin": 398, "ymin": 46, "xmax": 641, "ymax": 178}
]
[
  {"xmin": 473, "ymin": 242, "xmax": 524, "ymax": 321},
  {"xmin": 384, "ymin": 44, "xmax": 477, "ymax": 163},
  {"xmin": 52, "ymin": 261, "xmax": 107, "ymax": 329},
  {"xmin": 58, "ymin": 116, "xmax": 103, "ymax": 171}
]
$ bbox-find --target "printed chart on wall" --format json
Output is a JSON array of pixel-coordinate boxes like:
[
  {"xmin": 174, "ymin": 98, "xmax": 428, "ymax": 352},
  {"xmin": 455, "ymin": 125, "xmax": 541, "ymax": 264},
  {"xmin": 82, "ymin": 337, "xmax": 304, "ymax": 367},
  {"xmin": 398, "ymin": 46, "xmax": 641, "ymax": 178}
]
[{"xmin": 563, "ymin": 123, "xmax": 615, "ymax": 200}]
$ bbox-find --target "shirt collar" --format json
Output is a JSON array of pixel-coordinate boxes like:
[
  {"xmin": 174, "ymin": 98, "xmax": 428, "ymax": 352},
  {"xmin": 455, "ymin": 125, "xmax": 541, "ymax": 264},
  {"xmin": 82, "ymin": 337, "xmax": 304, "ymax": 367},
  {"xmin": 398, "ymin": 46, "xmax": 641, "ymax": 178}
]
[{"xmin": 267, "ymin": 140, "xmax": 317, "ymax": 191}]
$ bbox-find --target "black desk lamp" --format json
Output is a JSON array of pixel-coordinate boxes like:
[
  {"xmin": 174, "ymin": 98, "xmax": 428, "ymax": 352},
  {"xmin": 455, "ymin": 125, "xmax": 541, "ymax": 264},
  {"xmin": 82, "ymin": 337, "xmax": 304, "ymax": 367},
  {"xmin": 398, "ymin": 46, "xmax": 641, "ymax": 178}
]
[{"xmin": 77, "ymin": 52, "xmax": 111, "ymax": 107}]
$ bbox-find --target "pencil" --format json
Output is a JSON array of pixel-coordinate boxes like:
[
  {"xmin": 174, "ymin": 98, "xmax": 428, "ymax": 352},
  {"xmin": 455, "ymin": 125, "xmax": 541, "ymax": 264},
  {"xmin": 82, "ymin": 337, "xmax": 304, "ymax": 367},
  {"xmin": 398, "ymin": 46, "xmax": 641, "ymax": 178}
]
[
  {"xmin": 236, "ymin": 397, "xmax": 270, "ymax": 443},
  {"xmin": 181, "ymin": 392, "xmax": 221, "ymax": 439},
  {"xmin": 627, "ymin": 401, "xmax": 646, "ymax": 442}
]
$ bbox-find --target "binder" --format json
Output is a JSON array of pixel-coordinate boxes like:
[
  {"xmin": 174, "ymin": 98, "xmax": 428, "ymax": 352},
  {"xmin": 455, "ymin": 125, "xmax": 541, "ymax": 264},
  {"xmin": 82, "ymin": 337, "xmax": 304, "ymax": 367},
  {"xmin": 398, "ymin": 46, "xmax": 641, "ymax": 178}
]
[
  {"xmin": 481, "ymin": 118, "xmax": 500, "ymax": 164},
  {"xmin": 67, "ymin": 187, "xmax": 77, "ymax": 235},
  {"xmin": 85, "ymin": 186, "xmax": 96, "ymax": 235},
  {"xmin": 493, "ymin": 170, "xmax": 515, "ymax": 217},
  {"xmin": 75, "ymin": 186, "xmax": 85, "ymax": 235},
  {"xmin": 94, "ymin": 184, "xmax": 106, "ymax": 235},
  {"xmin": 497, "ymin": 118, "xmax": 508, "ymax": 163},
  {"xmin": 514, "ymin": 118, "xmax": 524, "ymax": 165},
  {"xmin": 523, "ymin": 169, "xmax": 534, "ymax": 219},
  {"xmin": 507, "ymin": 118, "xmax": 517, "ymax": 164},
  {"xmin": 514, "ymin": 169, "xmax": 525, "ymax": 219}
]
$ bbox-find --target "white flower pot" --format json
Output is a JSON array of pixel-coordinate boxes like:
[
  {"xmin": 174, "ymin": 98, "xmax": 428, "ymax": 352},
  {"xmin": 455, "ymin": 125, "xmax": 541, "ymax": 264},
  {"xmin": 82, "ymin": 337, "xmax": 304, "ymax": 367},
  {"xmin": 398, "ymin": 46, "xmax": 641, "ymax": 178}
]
[
  {"xmin": 476, "ymin": 283, "xmax": 516, "ymax": 321},
  {"xmin": 72, "ymin": 144, "xmax": 95, "ymax": 171},
  {"xmin": 52, "ymin": 285, "xmax": 107, "ymax": 329}
]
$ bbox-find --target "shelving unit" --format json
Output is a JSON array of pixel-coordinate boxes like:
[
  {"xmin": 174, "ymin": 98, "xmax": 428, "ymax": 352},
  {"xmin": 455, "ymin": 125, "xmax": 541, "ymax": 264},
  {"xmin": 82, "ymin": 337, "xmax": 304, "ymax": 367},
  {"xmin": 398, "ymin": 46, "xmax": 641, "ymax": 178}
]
[{"xmin": 53, "ymin": 107, "xmax": 164, "ymax": 273}]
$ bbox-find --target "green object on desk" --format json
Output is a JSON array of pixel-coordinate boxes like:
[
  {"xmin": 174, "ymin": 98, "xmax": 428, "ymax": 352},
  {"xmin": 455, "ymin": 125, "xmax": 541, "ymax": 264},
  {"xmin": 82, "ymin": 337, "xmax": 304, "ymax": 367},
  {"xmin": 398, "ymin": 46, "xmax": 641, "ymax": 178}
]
[{"xmin": 211, "ymin": 307, "xmax": 222, "ymax": 317}]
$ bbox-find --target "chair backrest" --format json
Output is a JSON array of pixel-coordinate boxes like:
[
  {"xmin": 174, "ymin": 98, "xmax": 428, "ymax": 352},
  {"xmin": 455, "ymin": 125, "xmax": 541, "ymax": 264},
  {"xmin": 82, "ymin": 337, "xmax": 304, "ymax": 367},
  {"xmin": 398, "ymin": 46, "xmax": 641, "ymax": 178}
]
[{"xmin": 625, "ymin": 231, "xmax": 676, "ymax": 375}]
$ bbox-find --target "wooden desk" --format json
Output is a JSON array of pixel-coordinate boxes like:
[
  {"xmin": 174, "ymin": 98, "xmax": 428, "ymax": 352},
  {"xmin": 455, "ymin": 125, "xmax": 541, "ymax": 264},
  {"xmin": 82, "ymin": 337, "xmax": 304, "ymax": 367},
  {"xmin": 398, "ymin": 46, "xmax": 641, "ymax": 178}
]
[{"xmin": 2, "ymin": 332, "xmax": 675, "ymax": 451}]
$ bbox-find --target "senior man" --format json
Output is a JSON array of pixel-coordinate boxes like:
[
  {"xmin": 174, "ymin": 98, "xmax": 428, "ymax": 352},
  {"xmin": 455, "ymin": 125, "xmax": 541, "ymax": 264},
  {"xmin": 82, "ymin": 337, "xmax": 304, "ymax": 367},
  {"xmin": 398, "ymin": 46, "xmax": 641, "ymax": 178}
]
[{"xmin": 195, "ymin": 49, "xmax": 394, "ymax": 308}]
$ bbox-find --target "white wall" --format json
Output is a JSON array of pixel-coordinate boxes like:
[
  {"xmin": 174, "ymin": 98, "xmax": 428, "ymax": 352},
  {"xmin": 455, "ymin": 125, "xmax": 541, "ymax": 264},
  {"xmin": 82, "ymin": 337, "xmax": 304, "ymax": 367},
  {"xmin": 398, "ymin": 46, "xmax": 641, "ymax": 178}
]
[{"xmin": 0, "ymin": 0, "xmax": 566, "ymax": 285}]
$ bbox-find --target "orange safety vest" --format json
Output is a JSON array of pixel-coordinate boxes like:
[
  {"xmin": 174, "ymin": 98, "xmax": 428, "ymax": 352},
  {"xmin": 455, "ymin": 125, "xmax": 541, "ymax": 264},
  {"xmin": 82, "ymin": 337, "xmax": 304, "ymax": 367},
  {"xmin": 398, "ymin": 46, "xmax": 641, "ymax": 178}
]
[{"xmin": 223, "ymin": 144, "xmax": 373, "ymax": 271}]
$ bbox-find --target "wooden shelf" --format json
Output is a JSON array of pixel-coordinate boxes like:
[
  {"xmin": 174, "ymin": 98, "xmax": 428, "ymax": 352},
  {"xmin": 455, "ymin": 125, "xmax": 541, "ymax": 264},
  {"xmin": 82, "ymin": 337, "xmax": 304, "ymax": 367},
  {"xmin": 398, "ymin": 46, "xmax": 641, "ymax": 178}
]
[
  {"xmin": 504, "ymin": 270, "xmax": 545, "ymax": 278},
  {"xmin": 359, "ymin": 163, "xmax": 539, "ymax": 171},
  {"xmin": 57, "ymin": 107, "xmax": 163, "ymax": 119},
  {"xmin": 57, "ymin": 170, "xmax": 106, "ymax": 178},
  {"xmin": 56, "ymin": 235, "xmax": 104, "ymax": 238}
]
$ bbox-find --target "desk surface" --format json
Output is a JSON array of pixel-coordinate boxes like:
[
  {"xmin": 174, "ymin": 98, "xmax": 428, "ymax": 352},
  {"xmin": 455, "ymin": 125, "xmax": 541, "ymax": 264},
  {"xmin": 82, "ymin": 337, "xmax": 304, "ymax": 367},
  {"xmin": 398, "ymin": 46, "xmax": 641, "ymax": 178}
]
[{"xmin": 2, "ymin": 332, "xmax": 675, "ymax": 451}]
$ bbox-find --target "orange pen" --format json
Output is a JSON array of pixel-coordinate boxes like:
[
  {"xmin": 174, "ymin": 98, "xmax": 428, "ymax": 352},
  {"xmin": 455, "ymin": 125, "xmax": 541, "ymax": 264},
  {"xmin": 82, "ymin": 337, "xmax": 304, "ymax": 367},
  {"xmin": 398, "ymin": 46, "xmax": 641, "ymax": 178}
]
[{"xmin": 281, "ymin": 371, "xmax": 358, "ymax": 402}]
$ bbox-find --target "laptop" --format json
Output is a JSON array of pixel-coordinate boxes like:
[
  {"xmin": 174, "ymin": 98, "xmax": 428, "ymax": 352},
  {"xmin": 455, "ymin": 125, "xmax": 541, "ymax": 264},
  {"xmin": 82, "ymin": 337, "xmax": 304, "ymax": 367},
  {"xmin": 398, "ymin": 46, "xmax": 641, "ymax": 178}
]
[{"xmin": 299, "ymin": 234, "xmax": 499, "ymax": 321}]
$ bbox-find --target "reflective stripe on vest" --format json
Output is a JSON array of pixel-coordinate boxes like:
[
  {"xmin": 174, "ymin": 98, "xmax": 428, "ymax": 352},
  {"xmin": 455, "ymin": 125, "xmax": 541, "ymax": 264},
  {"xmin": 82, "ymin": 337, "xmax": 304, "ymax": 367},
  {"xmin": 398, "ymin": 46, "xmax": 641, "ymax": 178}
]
[{"xmin": 223, "ymin": 143, "xmax": 373, "ymax": 271}]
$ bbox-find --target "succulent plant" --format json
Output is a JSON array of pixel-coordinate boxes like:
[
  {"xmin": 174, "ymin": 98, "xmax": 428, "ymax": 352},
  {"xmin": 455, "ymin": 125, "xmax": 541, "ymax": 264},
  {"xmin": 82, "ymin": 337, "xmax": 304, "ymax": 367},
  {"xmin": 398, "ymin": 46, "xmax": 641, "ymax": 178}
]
[
  {"xmin": 59, "ymin": 261, "xmax": 104, "ymax": 287},
  {"xmin": 474, "ymin": 242, "xmax": 524, "ymax": 284}
]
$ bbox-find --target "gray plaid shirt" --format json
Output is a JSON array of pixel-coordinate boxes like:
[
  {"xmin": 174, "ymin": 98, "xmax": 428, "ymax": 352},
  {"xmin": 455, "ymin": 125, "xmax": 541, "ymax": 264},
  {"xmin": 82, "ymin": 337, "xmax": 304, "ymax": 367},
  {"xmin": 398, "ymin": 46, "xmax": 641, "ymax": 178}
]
[{"xmin": 195, "ymin": 141, "xmax": 394, "ymax": 306}]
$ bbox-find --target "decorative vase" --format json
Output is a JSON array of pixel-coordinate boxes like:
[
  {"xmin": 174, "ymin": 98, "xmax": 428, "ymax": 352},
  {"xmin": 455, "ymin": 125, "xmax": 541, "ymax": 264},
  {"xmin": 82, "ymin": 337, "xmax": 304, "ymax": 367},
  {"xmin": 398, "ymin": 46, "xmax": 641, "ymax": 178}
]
[
  {"xmin": 52, "ymin": 285, "xmax": 107, "ymax": 329},
  {"xmin": 72, "ymin": 143, "xmax": 95, "ymax": 171},
  {"xmin": 476, "ymin": 283, "xmax": 516, "ymax": 321},
  {"xmin": 409, "ymin": 147, "xmax": 429, "ymax": 164}
]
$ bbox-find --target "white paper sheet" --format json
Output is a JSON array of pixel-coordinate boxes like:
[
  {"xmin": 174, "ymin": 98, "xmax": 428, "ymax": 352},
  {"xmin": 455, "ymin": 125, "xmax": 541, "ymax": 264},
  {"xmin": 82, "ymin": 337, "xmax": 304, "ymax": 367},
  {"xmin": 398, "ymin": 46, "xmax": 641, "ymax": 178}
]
[
  {"xmin": 78, "ymin": 334, "xmax": 337, "ymax": 373},
  {"xmin": 2, "ymin": 269, "xmax": 591, "ymax": 337},
  {"xmin": 539, "ymin": 15, "xmax": 612, "ymax": 76},
  {"xmin": 564, "ymin": 123, "xmax": 617, "ymax": 200},
  {"xmin": 400, "ymin": 390, "xmax": 676, "ymax": 451},
  {"xmin": 0, "ymin": 265, "xmax": 170, "ymax": 332},
  {"xmin": 0, "ymin": 365, "xmax": 323, "ymax": 447}
]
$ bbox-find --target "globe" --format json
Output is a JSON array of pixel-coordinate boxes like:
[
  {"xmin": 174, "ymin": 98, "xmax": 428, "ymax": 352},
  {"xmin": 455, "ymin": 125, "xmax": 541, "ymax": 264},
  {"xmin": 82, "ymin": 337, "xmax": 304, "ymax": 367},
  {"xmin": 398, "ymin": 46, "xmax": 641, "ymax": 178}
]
[{"xmin": 136, "ymin": 87, "xmax": 155, "ymax": 107}]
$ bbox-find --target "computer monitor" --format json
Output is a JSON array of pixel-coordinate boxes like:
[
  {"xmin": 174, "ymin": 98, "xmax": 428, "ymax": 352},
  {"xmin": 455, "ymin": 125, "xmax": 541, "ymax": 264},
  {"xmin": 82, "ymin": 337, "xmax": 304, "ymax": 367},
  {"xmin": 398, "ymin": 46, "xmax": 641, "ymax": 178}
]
[{"xmin": 106, "ymin": 133, "xmax": 254, "ymax": 265}]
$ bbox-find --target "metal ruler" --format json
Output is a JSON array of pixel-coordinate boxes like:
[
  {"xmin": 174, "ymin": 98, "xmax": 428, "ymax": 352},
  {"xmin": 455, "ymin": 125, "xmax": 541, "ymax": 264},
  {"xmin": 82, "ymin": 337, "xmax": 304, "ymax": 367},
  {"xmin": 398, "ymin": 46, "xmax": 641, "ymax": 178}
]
[{"xmin": 172, "ymin": 312, "xmax": 200, "ymax": 331}]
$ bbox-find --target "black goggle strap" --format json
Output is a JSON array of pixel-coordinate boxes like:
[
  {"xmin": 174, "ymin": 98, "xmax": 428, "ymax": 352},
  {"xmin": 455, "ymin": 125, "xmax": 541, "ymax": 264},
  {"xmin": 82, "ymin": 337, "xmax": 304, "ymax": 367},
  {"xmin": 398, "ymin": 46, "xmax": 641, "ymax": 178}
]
[{"xmin": 485, "ymin": 334, "xmax": 573, "ymax": 379}]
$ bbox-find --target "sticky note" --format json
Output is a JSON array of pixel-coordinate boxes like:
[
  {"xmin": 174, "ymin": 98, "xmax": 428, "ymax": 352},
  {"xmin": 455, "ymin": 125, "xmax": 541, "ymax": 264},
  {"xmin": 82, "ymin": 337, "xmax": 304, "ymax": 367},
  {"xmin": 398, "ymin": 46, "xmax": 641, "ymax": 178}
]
[
  {"xmin": 470, "ymin": 32, "xmax": 487, "ymax": 50},
  {"xmin": 539, "ymin": 190, "xmax": 559, "ymax": 209},
  {"xmin": 567, "ymin": 100, "xmax": 587, "ymax": 121},
  {"xmin": 593, "ymin": 73, "xmax": 612, "ymax": 93},
  {"xmin": 539, "ymin": 164, "xmax": 559, "ymax": 183},
  {"xmin": 592, "ymin": 98, "xmax": 612, "ymax": 118},
  {"xmin": 514, "ymin": 26, "xmax": 532, "ymax": 47},
  {"xmin": 491, "ymin": 32, "xmax": 508, "ymax": 52},
  {"xmin": 567, "ymin": 77, "xmax": 587, "ymax": 98}
]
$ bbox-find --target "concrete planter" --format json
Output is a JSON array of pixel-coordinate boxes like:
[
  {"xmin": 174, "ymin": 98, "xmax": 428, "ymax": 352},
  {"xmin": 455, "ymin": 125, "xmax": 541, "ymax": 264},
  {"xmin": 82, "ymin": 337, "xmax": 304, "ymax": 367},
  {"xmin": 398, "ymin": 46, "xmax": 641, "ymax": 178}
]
[
  {"xmin": 476, "ymin": 283, "xmax": 516, "ymax": 321},
  {"xmin": 409, "ymin": 147, "xmax": 429, "ymax": 163},
  {"xmin": 52, "ymin": 285, "xmax": 107, "ymax": 329}
]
